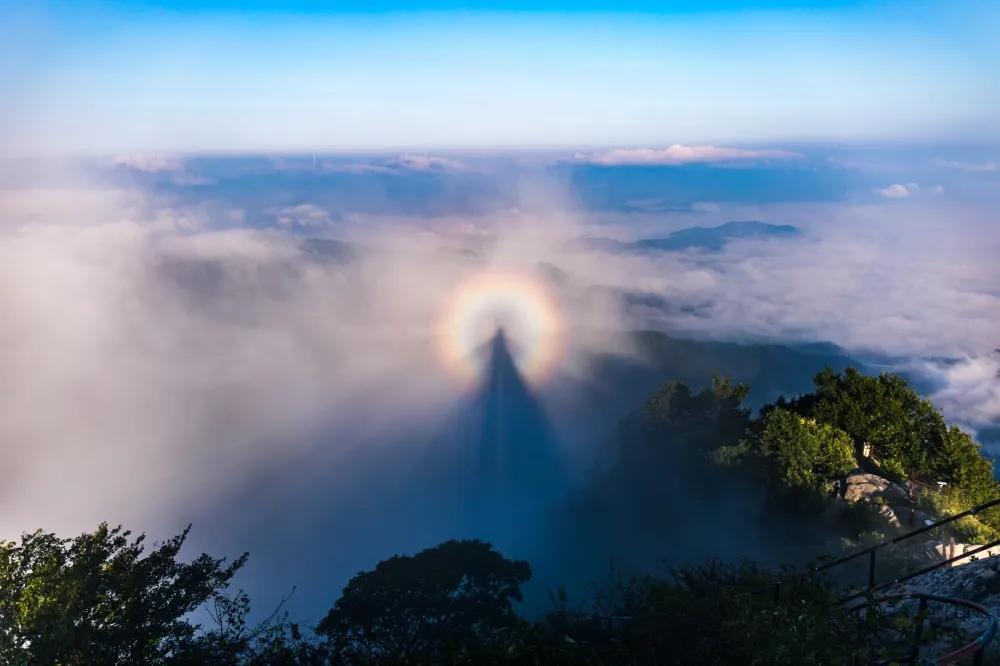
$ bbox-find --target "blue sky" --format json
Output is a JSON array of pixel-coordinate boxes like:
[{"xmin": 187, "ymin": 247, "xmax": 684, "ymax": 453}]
[{"xmin": 1, "ymin": 0, "xmax": 998, "ymax": 154}]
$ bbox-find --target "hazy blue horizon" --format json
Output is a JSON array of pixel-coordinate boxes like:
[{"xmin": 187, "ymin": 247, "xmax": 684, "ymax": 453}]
[{"xmin": 4, "ymin": 1, "xmax": 998, "ymax": 155}]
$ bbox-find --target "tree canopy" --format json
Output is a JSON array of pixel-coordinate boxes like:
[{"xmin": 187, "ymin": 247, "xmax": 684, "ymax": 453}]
[
  {"xmin": 774, "ymin": 368, "xmax": 998, "ymax": 519},
  {"xmin": 0, "ymin": 523, "xmax": 246, "ymax": 664},
  {"xmin": 754, "ymin": 407, "xmax": 857, "ymax": 491},
  {"xmin": 787, "ymin": 368, "xmax": 949, "ymax": 479},
  {"xmin": 316, "ymin": 539, "xmax": 530, "ymax": 663}
]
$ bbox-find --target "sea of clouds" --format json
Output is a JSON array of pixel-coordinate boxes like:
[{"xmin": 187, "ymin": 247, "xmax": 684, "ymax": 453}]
[{"xmin": 1, "ymin": 149, "xmax": 998, "ymax": 615}]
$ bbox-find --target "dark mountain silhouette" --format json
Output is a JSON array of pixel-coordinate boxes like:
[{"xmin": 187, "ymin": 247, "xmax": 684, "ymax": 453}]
[
  {"xmin": 578, "ymin": 220, "xmax": 800, "ymax": 254},
  {"xmin": 636, "ymin": 220, "xmax": 799, "ymax": 251},
  {"xmin": 538, "ymin": 330, "xmax": 866, "ymax": 468},
  {"xmin": 299, "ymin": 237, "xmax": 354, "ymax": 263}
]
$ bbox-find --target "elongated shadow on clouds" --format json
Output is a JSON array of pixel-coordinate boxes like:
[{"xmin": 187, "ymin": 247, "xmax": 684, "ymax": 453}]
[{"xmin": 179, "ymin": 328, "xmax": 572, "ymax": 621}]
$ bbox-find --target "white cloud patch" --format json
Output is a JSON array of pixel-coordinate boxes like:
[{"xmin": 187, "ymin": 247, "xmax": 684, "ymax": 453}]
[
  {"xmin": 579, "ymin": 144, "xmax": 801, "ymax": 166},
  {"xmin": 107, "ymin": 153, "xmax": 210, "ymax": 186},
  {"xmin": 274, "ymin": 203, "xmax": 333, "ymax": 229},
  {"xmin": 387, "ymin": 154, "xmax": 466, "ymax": 172},
  {"xmin": 602, "ymin": 228, "xmax": 999, "ymax": 360},
  {"xmin": 926, "ymin": 353, "xmax": 1000, "ymax": 442},
  {"xmin": 875, "ymin": 183, "xmax": 919, "ymax": 199}
]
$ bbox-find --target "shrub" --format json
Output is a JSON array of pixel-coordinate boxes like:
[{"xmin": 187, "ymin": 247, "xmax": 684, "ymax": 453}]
[{"xmin": 754, "ymin": 408, "xmax": 858, "ymax": 491}]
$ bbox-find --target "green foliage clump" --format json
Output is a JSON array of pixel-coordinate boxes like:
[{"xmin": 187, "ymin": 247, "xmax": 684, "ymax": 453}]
[
  {"xmin": 0, "ymin": 523, "xmax": 247, "ymax": 664},
  {"xmin": 305, "ymin": 538, "xmax": 876, "ymax": 665},
  {"xmin": 783, "ymin": 368, "xmax": 999, "ymax": 497},
  {"xmin": 639, "ymin": 374, "xmax": 751, "ymax": 458},
  {"xmin": 793, "ymin": 368, "xmax": 946, "ymax": 479},
  {"xmin": 952, "ymin": 515, "xmax": 1000, "ymax": 545},
  {"xmin": 774, "ymin": 367, "xmax": 1000, "ymax": 534},
  {"xmin": 316, "ymin": 539, "xmax": 530, "ymax": 663},
  {"xmin": 525, "ymin": 562, "xmax": 866, "ymax": 665},
  {"xmin": 754, "ymin": 407, "xmax": 857, "ymax": 491},
  {"xmin": 931, "ymin": 426, "xmax": 998, "ymax": 506},
  {"xmin": 919, "ymin": 491, "xmax": 1000, "ymax": 545}
]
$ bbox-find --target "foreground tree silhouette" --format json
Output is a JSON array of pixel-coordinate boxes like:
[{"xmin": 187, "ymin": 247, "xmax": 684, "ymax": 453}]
[
  {"xmin": 0, "ymin": 523, "xmax": 246, "ymax": 664},
  {"xmin": 317, "ymin": 539, "xmax": 530, "ymax": 663}
]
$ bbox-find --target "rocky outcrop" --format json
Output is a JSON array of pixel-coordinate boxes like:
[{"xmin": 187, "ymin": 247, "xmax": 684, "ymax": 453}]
[
  {"xmin": 836, "ymin": 472, "xmax": 972, "ymax": 560},
  {"xmin": 836, "ymin": 472, "xmax": 935, "ymax": 529},
  {"xmin": 840, "ymin": 472, "xmax": 909, "ymax": 504}
]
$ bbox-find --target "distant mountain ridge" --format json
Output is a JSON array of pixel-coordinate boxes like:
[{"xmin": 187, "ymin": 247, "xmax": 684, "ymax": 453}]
[
  {"xmin": 580, "ymin": 220, "xmax": 800, "ymax": 253},
  {"xmin": 546, "ymin": 330, "xmax": 865, "ymax": 442}
]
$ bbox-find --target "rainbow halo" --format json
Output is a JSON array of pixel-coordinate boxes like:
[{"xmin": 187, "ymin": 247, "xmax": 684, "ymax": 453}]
[{"xmin": 437, "ymin": 271, "xmax": 564, "ymax": 385}]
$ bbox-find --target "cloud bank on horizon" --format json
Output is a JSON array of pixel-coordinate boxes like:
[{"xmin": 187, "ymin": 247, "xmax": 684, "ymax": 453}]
[{"xmin": 578, "ymin": 145, "xmax": 801, "ymax": 166}]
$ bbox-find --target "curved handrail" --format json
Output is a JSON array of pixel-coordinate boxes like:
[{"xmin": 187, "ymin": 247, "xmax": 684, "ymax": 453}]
[{"xmin": 846, "ymin": 592, "xmax": 997, "ymax": 665}]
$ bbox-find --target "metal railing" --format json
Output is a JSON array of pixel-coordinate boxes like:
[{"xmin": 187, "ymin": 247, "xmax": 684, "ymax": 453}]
[
  {"xmin": 814, "ymin": 496, "xmax": 1000, "ymax": 602},
  {"xmin": 816, "ymin": 496, "xmax": 1000, "ymax": 664},
  {"xmin": 846, "ymin": 593, "xmax": 997, "ymax": 665}
]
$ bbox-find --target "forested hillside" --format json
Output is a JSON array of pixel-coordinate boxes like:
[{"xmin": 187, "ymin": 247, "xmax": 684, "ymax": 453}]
[{"xmin": 2, "ymin": 368, "xmax": 995, "ymax": 664}]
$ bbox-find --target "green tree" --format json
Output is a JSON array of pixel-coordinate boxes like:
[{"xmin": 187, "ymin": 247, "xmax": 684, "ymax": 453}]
[
  {"xmin": 638, "ymin": 374, "xmax": 751, "ymax": 459},
  {"xmin": 317, "ymin": 539, "xmax": 530, "ymax": 663},
  {"xmin": 754, "ymin": 408, "xmax": 858, "ymax": 491},
  {"xmin": 917, "ymin": 426, "xmax": 1000, "ymax": 542},
  {"xmin": 931, "ymin": 426, "xmax": 997, "ymax": 504},
  {"xmin": 0, "ymin": 523, "xmax": 247, "ymax": 665},
  {"xmin": 583, "ymin": 376, "xmax": 757, "ymax": 546},
  {"xmin": 775, "ymin": 368, "xmax": 1000, "ymax": 537},
  {"xmin": 791, "ymin": 368, "xmax": 947, "ymax": 480}
]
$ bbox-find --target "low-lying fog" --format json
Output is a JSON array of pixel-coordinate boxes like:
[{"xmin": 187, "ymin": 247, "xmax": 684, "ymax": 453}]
[{"xmin": 1, "ymin": 149, "xmax": 998, "ymax": 619}]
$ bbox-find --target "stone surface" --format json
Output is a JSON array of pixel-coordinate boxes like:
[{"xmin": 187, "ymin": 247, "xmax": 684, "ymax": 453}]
[
  {"xmin": 884, "ymin": 549, "xmax": 1000, "ymax": 661},
  {"xmin": 876, "ymin": 503, "xmax": 901, "ymax": 526},
  {"xmin": 841, "ymin": 472, "xmax": 891, "ymax": 502}
]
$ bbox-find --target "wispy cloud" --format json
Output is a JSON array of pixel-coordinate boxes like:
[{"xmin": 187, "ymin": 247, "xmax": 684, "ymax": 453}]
[
  {"xmin": 108, "ymin": 153, "xmax": 210, "ymax": 186},
  {"xmin": 935, "ymin": 159, "xmax": 998, "ymax": 173},
  {"xmin": 320, "ymin": 154, "xmax": 467, "ymax": 175},
  {"xmin": 578, "ymin": 144, "xmax": 801, "ymax": 167},
  {"xmin": 110, "ymin": 152, "xmax": 185, "ymax": 173},
  {"xmin": 322, "ymin": 163, "xmax": 396, "ymax": 175}
]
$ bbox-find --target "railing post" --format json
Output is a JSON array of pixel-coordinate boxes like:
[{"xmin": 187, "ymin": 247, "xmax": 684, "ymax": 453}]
[
  {"xmin": 907, "ymin": 596, "xmax": 928, "ymax": 664},
  {"xmin": 868, "ymin": 549, "xmax": 877, "ymax": 589}
]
